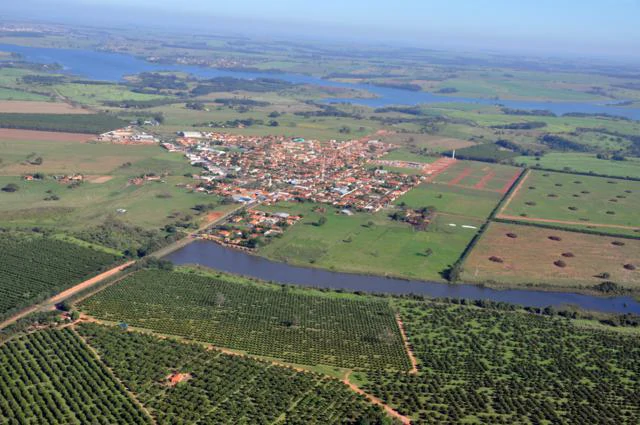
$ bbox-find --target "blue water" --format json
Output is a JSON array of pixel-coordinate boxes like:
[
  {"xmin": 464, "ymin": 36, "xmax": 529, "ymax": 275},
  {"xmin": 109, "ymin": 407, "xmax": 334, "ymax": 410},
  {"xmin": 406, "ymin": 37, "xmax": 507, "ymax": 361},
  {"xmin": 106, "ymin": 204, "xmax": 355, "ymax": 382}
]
[
  {"xmin": 166, "ymin": 240, "xmax": 640, "ymax": 314},
  {"xmin": 2, "ymin": 43, "xmax": 640, "ymax": 120}
]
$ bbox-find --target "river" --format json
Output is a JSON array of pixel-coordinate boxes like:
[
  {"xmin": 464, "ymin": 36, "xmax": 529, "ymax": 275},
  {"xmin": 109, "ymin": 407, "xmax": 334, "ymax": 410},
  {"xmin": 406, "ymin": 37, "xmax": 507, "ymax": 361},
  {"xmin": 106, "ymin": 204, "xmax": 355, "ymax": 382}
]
[
  {"xmin": 2, "ymin": 43, "xmax": 640, "ymax": 120},
  {"xmin": 165, "ymin": 240, "xmax": 640, "ymax": 314}
]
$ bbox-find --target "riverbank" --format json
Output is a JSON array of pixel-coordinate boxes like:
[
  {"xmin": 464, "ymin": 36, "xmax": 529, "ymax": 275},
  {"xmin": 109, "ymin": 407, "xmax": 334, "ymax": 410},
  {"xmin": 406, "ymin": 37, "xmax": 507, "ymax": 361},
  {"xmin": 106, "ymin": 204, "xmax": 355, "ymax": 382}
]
[{"xmin": 165, "ymin": 240, "xmax": 640, "ymax": 314}]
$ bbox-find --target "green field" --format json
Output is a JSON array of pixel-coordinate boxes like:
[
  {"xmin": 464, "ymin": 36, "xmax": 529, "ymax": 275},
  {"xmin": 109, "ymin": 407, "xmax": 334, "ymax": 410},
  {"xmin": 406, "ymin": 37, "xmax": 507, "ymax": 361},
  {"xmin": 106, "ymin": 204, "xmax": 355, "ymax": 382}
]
[
  {"xmin": 516, "ymin": 153, "xmax": 640, "ymax": 179},
  {"xmin": 257, "ymin": 202, "xmax": 482, "ymax": 281},
  {"xmin": 357, "ymin": 300, "xmax": 640, "ymax": 424},
  {"xmin": 80, "ymin": 269, "xmax": 411, "ymax": 370},
  {"xmin": 0, "ymin": 113, "xmax": 126, "ymax": 134},
  {"xmin": 0, "ymin": 329, "xmax": 150, "ymax": 424},
  {"xmin": 0, "ymin": 87, "xmax": 49, "ymax": 101},
  {"xmin": 0, "ymin": 234, "xmax": 120, "ymax": 318},
  {"xmin": 501, "ymin": 170, "xmax": 640, "ymax": 230},
  {"xmin": 432, "ymin": 160, "xmax": 521, "ymax": 193},
  {"xmin": 396, "ymin": 183, "xmax": 502, "ymax": 219},
  {"xmin": 78, "ymin": 323, "xmax": 392, "ymax": 424}
]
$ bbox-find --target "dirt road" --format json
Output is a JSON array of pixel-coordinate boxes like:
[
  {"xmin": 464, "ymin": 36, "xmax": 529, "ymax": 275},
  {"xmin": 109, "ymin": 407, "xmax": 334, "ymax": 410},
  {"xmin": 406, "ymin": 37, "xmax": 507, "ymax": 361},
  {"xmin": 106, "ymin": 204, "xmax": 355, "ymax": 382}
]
[
  {"xmin": 343, "ymin": 371, "xmax": 412, "ymax": 424},
  {"xmin": 496, "ymin": 214, "xmax": 640, "ymax": 231},
  {"xmin": 0, "ymin": 261, "xmax": 134, "ymax": 331}
]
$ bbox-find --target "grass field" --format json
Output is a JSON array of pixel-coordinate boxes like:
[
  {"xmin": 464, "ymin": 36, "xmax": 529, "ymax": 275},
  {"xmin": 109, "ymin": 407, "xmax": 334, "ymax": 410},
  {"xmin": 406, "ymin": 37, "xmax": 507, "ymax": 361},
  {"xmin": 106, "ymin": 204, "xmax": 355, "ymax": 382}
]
[
  {"xmin": 516, "ymin": 153, "xmax": 640, "ymax": 179},
  {"xmin": 396, "ymin": 182, "xmax": 503, "ymax": 219},
  {"xmin": 77, "ymin": 322, "xmax": 391, "ymax": 424},
  {"xmin": 0, "ymin": 234, "xmax": 121, "ymax": 318},
  {"xmin": 432, "ymin": 160, "xmax": 521, "ymax": 194},
  {"xmin": 0, "ymin": 329, "xmax": 150, "ymax": 424},
  {"xmin": 358, "ymin": 300, "xmax": 640, "ymax": 424},
  {"xmin": 257, "ymin": 202, "xmax": 482, "ymax": 281},
  {"xmin": 80, "ymin": 269, "xmax": 411, "ymax": 370},
  {"xmin": 462, "ymin": 222, "xmax": 640, "ymax": 291},
  {"xmin": 500, "ymin": 170, "xmax": 640, "ymax": 230},
  {"xmin": 0, "ymin": 87, "xmax": 49, "ymax": 101}
]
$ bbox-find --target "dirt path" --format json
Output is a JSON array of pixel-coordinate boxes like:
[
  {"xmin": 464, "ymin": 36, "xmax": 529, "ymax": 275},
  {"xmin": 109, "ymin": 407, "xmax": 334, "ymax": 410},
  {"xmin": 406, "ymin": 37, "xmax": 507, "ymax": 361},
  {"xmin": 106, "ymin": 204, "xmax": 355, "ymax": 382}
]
[
  {"xmin": 396, "ymin": 314, "xmax": 418, "ymax": 374},
  {"xmin": 0, "ymin": 261, "xmax": 134, "ymax": 331},
  {"xmin": 498, "ymin": 169, "xmax": 529, "ymax": 214},
  {"xmin": 496, "ymin": 214, "xmax": 640, "ymax": 231},
  {"xmin": 343, "ymin": 371, "xmax": 412, "ymax": 424},
  {"xmin": 474, "ymin": 171, "xmax": 496, "ymax": 190},
  {"xmin": 448, "ymin": 167, "xmax": 472, "ymax": 186}
]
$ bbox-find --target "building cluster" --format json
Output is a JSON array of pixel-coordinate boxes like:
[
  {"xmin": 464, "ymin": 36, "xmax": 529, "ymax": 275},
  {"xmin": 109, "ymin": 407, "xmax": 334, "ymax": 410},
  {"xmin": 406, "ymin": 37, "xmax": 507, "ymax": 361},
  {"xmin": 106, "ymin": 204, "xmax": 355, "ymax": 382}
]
[
  {"xmin": 166, "ymin": 132, "xmax": 424, "ymax": 212},
  {"xmin": 203, "ymin": 210, "xmax": 301, "ymax": 249},
  {"xmin": 97, "ymin": 127, "xmax": 158, "ymax": 144}
]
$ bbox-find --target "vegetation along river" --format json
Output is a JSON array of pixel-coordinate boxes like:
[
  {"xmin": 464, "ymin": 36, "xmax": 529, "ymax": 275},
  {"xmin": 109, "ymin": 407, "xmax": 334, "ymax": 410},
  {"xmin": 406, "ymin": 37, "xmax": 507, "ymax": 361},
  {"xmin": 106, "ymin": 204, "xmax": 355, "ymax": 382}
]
[
  {"xmin": 2, "ymin": 43, "xmax": 640, "ymax": 120},
  {"xmin": 166, "ymin": 240, "xmax": 640, "ymax": 314}
]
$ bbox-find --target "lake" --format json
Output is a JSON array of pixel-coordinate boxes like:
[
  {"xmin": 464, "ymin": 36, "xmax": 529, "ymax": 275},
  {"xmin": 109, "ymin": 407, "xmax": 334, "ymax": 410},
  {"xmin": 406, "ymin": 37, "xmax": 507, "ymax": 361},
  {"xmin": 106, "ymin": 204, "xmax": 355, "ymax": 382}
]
[
  {"xmin": 166, "ymin": 240, "xmax": 640, "ymax": 314},
  {"xmin": 2, "ymin": 43, "xmax": 640, "ymax": 120}
]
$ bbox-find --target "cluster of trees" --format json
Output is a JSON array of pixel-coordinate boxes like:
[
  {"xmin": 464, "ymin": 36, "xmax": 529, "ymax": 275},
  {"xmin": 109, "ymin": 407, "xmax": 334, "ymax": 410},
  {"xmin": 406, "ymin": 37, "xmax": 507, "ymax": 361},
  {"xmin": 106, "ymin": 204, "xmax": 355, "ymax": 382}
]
[
  {"xmin": 444, "ymin": 143, "xmax": 519, "ymax": 163},
  {"xmin": 81, "ymin": 269, "xmax": 412, "ymax": 370},
  {"xmin": 0, "ymin": 113, "xmax": 126, "ymax": 134},
  {"xmin": 75, "ymin": 217, "xmax": 181, "ymax": 258},
  {"xmin": 191, "ymin": 77, "xmax": 292, "ymax": 96},
  {"xmin": 0, "ymin": 234, "xmax": 120, "ymax": 319},
  {"xmin": 361, "ymin": 300, "xmax": 640, "ymax": 424},
  {"xmin": 0, "ymin": 329, "xmax": 151, "ymax": 424},
  {"xmin": 78, "ymin": 323, "xmax": 393, "ymax": 424}
]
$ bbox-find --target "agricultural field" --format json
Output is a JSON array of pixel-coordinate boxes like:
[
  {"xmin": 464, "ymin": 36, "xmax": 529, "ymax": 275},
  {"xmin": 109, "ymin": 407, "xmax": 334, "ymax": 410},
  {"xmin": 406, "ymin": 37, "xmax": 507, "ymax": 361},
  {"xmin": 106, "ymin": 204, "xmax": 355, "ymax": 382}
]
[
  {"xmin": 77, "ymin": 323, "xmax": 393, "ymax": 424},
  {"xmin": 432, "ymin": 160, "xmax": 522, "ymax": 194},
  {"xmin": 515, "ymin": 153, "xmax": 640, "ymax": 179},
  {"xmin": 0, "ymin": 88, "xmax": 49, "ymax": 101},
  {"xmin": 396, "ymin": 183, "xmax": 503, "ymax": 220},
  {"xmin": 0, "ymin": 328, "xmax": 150, "ymax": 424},
  {"xmin": 461, "ymin": 222, "xmax": 640, "ymax": 292},
  {"xmin": 0, "ymin": 113, "xmax": 126, "ymax": 134},
  {"xmin": 79, "ymin": 269, "xmax": 411, "ymax": 370},
  {"xmin": 0, "ymin": 100, "xmax": 93, "ymax": 114},
  {"xmin": 499, "ymin": 170, "xmax": 640, "ymax": 231},
  {"xmin": 0, "ymin": 234, "xmax": 121, "ymax": 318},
  {"xmin": 257, "ymin": 202, "xmax": 482, "ymax": 281},
  {"xmin": 356, "ymin": 300, "xmax": 640, "ymax": 424}
]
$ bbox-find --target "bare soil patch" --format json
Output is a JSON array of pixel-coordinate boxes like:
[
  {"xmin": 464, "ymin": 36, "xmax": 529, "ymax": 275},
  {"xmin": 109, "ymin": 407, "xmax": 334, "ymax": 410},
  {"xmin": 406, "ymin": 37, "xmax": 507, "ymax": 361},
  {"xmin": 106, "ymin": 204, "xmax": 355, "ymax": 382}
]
[
  {"xmin": 166, "ymin": 372, "xmax": 192, "ymax": 386},
  {"xmin": 0, "ymin": 128, "xmax": 94, "ymax": 142},
  {"xmin": 0, "ymin": 101, "xmax": 94, "ymax": 114},
  {"xmin": 86, "ymin": 175, "xmax": 114, "ymax": 184}
]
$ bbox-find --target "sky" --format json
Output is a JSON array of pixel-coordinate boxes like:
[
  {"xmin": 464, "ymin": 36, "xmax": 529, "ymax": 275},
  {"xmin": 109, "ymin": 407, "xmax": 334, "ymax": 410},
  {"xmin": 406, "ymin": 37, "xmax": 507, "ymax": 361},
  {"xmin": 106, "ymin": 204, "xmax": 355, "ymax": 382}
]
[{"xmin": 3, "ymin": 0, "xmax": 640, "ymax": 59}]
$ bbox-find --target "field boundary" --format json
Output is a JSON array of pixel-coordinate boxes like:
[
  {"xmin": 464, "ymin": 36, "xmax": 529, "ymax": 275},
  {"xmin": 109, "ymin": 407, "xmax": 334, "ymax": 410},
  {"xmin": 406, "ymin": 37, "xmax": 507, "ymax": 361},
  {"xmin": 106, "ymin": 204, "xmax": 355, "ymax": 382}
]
[
  {"xmin": 496, "ymin": 169, "xmax": 529, "ymax": 216},
  {"xmin": 493, "ymin": 217, "xmax": 640, "ymax": 240}
]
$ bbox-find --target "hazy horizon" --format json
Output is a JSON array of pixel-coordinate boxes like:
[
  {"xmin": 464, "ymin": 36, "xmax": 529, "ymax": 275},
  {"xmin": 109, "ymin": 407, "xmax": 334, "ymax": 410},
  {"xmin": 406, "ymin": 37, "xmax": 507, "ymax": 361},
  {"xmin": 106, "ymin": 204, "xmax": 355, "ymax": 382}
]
[{"xmin": 2, "ymin": 0, "xmax": 639, "ymax": 62}]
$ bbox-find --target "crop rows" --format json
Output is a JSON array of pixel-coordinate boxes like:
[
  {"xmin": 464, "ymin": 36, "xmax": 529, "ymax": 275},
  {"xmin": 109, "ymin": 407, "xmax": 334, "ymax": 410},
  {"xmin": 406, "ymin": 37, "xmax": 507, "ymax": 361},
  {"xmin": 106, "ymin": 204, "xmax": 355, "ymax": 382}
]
[
  {"xmin": 0, "ymin": 328, "xmax": 150, "ymax": 424},
  {"xmin": 0, "ymin": 236, "xmax": 120, "ymax": 317},
  {"xmin": 80, "ymin": 269, "xmax": 411, "ymax": 370},
  {"xmin": 359, "ymin": 301, "xmax": 640, "ymax": 424},
  {"xmin": 77, "ymin": 323, "xmax": 391, "ymax": 424}
]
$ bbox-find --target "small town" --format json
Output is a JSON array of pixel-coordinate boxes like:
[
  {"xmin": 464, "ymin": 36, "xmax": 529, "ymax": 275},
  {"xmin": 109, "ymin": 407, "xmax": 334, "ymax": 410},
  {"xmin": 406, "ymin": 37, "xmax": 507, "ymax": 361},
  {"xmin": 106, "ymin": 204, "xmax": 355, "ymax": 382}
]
[{"xmin": 165, "ymin": 132, "xmax": 424, "ymax": 212}]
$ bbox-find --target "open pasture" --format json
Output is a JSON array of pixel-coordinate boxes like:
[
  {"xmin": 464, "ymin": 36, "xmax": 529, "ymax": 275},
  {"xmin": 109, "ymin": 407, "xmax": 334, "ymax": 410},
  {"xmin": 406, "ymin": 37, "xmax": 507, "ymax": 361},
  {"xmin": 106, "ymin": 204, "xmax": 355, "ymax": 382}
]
[
  {"xmin": 461, "ymin": 222, "xmax": 640, "ymax": 291},
  {"xmin": 258, "ymin": 202, "xmax": 482, "ymax": 281},
  {"xmin": 433, "ymin": 159, "xmax": 521, "ymax": 194},
  {"xmin": 499, "ymin": 170, "xmax": 640, "ymax": 231},
  {"xmin": 515, "ymin": 153, "xmax": 640, "ymax": 179},
  {"xmin": 80, "ymin": 269, "xmax": 411, "ymax": 371},
  {"xmin": 396, "ymin": 182, "xmax": 503, "ymax": 220}
]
